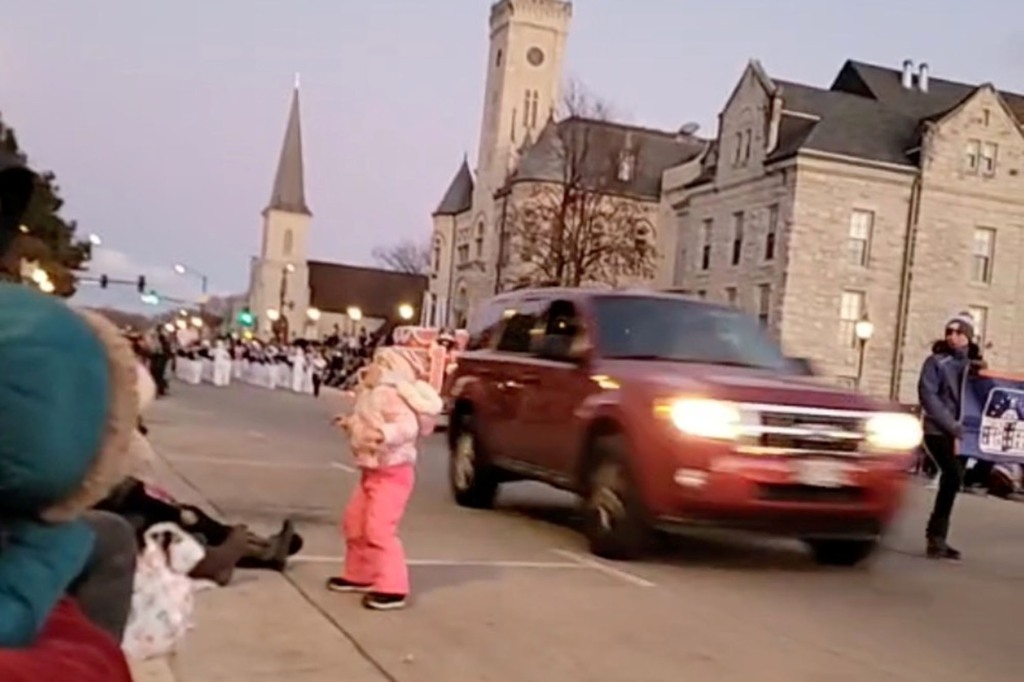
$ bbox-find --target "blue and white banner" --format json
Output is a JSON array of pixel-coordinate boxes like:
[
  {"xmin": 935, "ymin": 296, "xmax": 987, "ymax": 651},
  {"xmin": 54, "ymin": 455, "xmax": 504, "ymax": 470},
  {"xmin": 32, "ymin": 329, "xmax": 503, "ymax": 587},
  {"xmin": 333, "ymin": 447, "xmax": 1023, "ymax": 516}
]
[{"xmin": 959, "ymin": 370, "xmax": 1024, "ymax": 463}]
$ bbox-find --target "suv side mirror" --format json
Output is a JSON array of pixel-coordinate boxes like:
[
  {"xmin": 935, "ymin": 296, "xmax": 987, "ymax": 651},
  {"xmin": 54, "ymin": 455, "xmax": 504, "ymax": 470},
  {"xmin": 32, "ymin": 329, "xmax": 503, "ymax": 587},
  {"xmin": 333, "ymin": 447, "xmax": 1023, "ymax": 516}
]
[{"xmin": 537, "ymin": 334, "xmax": 589, "ymax": 365}]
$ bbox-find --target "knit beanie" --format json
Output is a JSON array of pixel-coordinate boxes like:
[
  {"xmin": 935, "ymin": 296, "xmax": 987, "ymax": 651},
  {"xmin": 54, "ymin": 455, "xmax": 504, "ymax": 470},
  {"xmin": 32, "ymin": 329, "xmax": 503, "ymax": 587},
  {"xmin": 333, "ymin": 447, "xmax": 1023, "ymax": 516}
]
[{"xmin": 945, "ymin": 311, "xmax": 976, "ymax": 340}]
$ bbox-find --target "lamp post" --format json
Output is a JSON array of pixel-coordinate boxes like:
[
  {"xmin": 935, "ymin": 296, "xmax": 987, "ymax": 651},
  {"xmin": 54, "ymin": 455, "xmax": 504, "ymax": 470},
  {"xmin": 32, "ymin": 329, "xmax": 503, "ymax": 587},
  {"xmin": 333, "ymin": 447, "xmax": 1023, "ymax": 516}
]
[
  {"xmin": 397, "ymin": 303, "xmax": 415, "ymax": 321},
  {"xmin": 346, "ymin": 306, "xmax": 363, "ymax": 335},
  {"xmin": 306, "ymin": 307, "xmax": 321, "ymax": 340},
  {"xmin": 272, "ymin": 263, "xmax": 296, "ymax": 343},
  {"xmin": 854, "ymin": 316, "xmax": 875, "ymax": 391},
  {"xmin": 172, "ymin": 263, "xmax": 209, "ymax": 295}
]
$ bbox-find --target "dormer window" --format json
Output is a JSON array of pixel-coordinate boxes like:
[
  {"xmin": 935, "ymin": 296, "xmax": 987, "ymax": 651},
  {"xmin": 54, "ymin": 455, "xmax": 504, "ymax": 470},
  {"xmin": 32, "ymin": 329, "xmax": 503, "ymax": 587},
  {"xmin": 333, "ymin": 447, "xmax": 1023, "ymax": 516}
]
[{"xmin": 617, "ymin": 151, "xmax": 636, "ymax": 182}]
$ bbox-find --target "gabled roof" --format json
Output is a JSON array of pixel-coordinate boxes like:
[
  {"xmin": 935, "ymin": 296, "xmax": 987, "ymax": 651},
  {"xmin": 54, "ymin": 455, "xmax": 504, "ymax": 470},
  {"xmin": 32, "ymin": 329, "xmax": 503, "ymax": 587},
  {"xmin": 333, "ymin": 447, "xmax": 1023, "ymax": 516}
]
[
  {"xmin": 744, "ymin": 59, "xmax": 1024, "ymax": 169},
  {"xmin": 433, "ymin": 159, "xmax": 474, "ymax": 216},
  {"xmin": 510, "ymin": 117, "xmax": 707, "ymax": 200},
  {"xmin": 307, "ymin": 261, "xmax": 428, "ymax": 319},
  {"xmin": 266, "ymin": 84, "xmax": 311, "ymax": 216}
]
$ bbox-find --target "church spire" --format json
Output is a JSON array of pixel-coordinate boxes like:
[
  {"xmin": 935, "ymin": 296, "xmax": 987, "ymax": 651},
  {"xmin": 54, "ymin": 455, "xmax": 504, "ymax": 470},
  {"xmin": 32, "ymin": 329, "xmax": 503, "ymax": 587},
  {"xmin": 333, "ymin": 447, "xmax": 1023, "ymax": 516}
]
[{"xmin": 265, "ymin": 77, "xmax": 311, "ymax": 216}]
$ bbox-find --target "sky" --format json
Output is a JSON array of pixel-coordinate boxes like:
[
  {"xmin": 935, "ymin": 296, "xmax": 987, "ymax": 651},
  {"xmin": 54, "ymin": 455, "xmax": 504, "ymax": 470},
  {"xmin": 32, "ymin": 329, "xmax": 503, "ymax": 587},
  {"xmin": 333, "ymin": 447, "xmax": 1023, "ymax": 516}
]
[{"xmin": 2, "ymin": 0, "xmax": 1021, "ymax": 312}]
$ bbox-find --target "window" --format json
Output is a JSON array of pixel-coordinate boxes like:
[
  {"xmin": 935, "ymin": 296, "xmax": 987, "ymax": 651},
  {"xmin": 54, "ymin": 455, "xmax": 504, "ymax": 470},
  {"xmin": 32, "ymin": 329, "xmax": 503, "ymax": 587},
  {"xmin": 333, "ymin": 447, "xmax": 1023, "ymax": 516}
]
[
  {"xmin": 590, "ymin": 295, "xmax": 790, "ymax": 372},
  {"xmin": 536, "ymin": 299, "xmax": 584, "ymax": 359},
  {"xmin": 742, "ymin": 129, "xmax": 752, "ymax": 163},
  {"xmin": 283, "ymin": 229, "xmax": 293, "ymax": 256},
  {"xmin": 981, "ymin": 142, "xmax": 998, "ymax": 176},
  {"xmin": 475, "ymin": 222, "xmax": 485, "ymax": 259},
  {"xmin": 838, "ymin": 290, "xmax": 866, "ymax": 348},
  {"xmin": 700, "ymin": 219, "xmax": 713, "ymax": 270},
  {"xmin": 847, "ymin": 209, "xmax": 874, "ymax": 267},
  {"xmin": 617, "ymin": 151, "xmax": 635, "ymax": 182},
  {"xmin": 495, "ymin": 300, "xmax": 543, "ymax": 354},
  {"xmin": 499, "ymin": 230, "xmax": 511, "ymax": 265},
  {"xmin": 529, "ymin": 90, "xmax": 540, "ymax": 128},
  {"xmin": 765, "ymin": 204, "xmax": 779, "ymax": 261},
  {"xmin": 967, "ymin": 305, "xmax": 988, "ymax": 345},
  {"xmin": 733, "ymin": 132, "xmax": 743, "ymax": 165},
  {"xmin": 982, "ymin": 109, "xmax": 991, "ymax": 127},
  {"xmin": 731, "ymin": 212, "xmax": 744, "ymax": 266},
  {"xmin": 756, "ymin": 284, "xmax": 771, "ymax": 326},
  {"xmin": 971, "ymin": 227, "xmax": 995, "ymax": 284},
  {"xmin": 457, "ymin": 244, "xmax": 469, "ymax": 264},
  {"xmin": 725, "ymin": 287, "xmax": 738, "ymax": 306},
  {"xmin": 432, "ymin": 241, "xmax": 441, "ymax": 272},
  {"xmin": 495, "ymin": 49, "xmax": 503, "ymax": 67},
  {"xmin": 965, "ymin": 140, "xmax": 980, "ymax": 173}
]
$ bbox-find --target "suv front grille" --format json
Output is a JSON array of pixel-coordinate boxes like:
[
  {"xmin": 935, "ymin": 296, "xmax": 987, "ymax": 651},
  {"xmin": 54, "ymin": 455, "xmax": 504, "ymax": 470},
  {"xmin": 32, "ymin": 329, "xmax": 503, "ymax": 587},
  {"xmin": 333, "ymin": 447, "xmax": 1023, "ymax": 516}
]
[{"xmin": 742, "ymin": 406, "xmax": 867, "ymax": 455}]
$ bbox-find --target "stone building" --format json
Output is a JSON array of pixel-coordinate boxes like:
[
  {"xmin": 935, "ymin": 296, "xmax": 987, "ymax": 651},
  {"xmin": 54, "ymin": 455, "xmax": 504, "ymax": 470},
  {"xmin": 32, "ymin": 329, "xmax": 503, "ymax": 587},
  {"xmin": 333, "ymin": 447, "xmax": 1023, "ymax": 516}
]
[
  {"xmin": 247, "ymin": 82, "xmax": 427, "ymax": 341},
  {"xmin": 427, "ymin": 0, "xmax": 705, "ymax": 327},
  {"xmin": 670, "ymin": 59, "xmax": 1024, "ymax": 401}
]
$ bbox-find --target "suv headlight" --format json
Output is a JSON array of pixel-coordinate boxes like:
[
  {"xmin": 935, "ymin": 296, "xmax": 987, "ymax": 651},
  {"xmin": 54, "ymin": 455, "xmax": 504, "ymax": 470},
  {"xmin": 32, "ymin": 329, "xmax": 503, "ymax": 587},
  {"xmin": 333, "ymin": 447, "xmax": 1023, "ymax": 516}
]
[
  {"xmin": 865, "ymin": 412, "xmax": 923, "ymax": 451},
  {"xmin": 656, "ymin": 398, "xmax": 743, "ymax": 440}
]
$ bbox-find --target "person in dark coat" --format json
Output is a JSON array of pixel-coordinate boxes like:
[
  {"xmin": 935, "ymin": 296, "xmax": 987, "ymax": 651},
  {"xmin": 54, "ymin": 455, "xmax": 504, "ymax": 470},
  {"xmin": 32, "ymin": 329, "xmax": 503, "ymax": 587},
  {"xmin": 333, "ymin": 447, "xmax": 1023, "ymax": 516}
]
[{"xmin": 918, "ymin": 311, "xmax": 983, "ymax": 560}]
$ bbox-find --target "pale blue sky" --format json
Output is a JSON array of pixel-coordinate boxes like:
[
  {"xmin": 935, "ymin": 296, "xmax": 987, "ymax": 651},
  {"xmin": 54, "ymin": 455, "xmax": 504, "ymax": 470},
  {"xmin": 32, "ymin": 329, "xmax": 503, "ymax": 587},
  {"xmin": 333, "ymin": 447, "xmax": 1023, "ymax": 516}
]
[{"xmin": 1, "ymin": 0, "xmax": 1020, "ymax": 311}]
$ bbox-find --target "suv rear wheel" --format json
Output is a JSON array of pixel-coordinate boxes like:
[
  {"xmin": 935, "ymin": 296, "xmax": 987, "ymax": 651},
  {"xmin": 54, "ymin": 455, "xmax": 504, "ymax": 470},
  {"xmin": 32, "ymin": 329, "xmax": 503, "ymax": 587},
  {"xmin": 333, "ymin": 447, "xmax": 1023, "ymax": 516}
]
[
  {"xmin": 805, "ymin": 538, "xmax": 878, "ymax": 567},
  {"xmin": 449, "ymin": 413, "xmax": 500, "ymax": 509},
  {"xmin": 581, "ymin": 436, "xmax": 650, "ymax": 561}
]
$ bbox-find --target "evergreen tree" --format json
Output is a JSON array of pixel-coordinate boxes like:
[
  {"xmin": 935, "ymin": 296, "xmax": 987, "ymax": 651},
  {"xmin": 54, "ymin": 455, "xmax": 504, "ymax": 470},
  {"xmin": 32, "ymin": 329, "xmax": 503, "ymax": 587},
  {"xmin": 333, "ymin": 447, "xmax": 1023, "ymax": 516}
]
[{"xmin": 0, "ymin": 114, "xmax": 90, "ymax": 296}]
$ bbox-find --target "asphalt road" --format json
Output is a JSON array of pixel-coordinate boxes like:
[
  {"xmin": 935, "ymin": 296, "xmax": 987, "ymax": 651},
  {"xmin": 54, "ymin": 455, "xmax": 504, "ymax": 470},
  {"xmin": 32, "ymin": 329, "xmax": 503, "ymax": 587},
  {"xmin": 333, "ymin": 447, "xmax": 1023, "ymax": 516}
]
[{"xmin": 147, "ymin": 381, "xmax": 1024, "ymax": 682}]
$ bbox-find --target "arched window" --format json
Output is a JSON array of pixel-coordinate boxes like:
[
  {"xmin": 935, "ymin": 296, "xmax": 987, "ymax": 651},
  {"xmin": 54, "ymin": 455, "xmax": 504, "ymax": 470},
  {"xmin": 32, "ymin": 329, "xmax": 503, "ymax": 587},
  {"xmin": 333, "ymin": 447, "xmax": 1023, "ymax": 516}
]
[
  {"xmin": 432, "ymin": 238, "xmax": 442, "ymax": 272},
  {"xmin": 283, "ymin": 229, "xmax": 294, "ymax": 256},
  {"xmin": 475, "ymin": 221, "xmax": 485, "ymax": 259}
]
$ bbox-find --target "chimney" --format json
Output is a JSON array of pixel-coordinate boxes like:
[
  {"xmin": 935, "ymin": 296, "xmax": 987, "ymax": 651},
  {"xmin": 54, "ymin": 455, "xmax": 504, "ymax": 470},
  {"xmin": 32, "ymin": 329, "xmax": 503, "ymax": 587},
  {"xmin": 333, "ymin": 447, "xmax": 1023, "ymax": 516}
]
[
  {"xmin": 918, "ymin": 62, "xmax": 930, "ymax": 93},
  {"xmin": 901, "ymin": 59, "xmax": 914, "ymax": 89}
]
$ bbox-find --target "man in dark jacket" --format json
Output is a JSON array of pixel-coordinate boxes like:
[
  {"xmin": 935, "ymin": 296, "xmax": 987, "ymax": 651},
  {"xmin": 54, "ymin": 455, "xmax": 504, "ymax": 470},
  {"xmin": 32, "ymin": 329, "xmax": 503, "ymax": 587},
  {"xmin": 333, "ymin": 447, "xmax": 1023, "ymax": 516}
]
[{"xmin": 918, "ymin": 311, "xmax": 979, "ymax": 560}]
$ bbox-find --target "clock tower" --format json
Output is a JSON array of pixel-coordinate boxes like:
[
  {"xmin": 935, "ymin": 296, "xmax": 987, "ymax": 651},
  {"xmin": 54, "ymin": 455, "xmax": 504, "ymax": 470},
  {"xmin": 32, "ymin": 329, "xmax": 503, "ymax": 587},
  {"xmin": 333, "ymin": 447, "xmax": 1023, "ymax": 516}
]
[{"xmin": 475, "ymin": 0, "xmax": 572, "ymax": 196}]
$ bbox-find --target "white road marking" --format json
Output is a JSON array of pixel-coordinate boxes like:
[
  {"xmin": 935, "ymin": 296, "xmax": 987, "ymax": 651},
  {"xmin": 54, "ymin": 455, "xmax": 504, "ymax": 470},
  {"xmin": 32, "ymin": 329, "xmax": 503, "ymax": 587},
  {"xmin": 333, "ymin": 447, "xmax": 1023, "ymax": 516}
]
[
  {"xmin": 550, "ymin": 549, "xmax": 656, "ymax": 588},
  {"xmin": 329, "ymin": 461, "xmax": 356, "ymax": 473},
  {"xmin": 166, "ymin": 455, "xmax": 345, "ymax": 472},
  {"xmin": 289, "ymin": 555, "xmax": 585, "ymax": 569},
  {"xmin": 245, "ymin": 430, "xmax": 267, "ymax": 439}
]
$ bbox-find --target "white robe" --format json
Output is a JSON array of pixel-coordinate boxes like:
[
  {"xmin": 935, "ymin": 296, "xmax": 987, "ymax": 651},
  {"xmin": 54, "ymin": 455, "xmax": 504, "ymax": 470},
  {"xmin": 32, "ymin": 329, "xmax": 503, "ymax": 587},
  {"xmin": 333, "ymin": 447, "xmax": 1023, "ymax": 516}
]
[
  {"xmin": 290, "ymin": 351, "xmax": 306, "ymax": 393},
  {"xmin": 212, "ymin": 347, "xmax": 232, "ymax": 386}
]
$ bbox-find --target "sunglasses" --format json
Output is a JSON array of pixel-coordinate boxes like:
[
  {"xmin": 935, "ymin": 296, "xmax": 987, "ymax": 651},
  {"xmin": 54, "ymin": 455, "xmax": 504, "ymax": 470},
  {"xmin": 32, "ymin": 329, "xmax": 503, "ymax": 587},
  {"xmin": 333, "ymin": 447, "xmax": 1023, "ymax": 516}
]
[{"xmin": 945, "ymin": 327, "xmax": 967, "ymax": 336}]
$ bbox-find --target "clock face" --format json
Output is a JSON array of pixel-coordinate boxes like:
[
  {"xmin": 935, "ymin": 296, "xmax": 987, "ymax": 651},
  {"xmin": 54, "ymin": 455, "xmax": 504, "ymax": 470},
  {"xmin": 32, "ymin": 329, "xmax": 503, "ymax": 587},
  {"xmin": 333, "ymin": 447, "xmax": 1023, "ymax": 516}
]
[{"xmin": 527, "ymin": 47, "xmax": 545, "ymax": 67}]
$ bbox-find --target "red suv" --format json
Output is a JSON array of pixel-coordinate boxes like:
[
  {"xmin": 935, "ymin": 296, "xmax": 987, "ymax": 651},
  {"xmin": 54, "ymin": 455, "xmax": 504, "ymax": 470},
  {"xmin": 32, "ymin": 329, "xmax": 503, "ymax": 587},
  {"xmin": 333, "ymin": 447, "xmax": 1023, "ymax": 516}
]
[{"xmin": 445, "ymin": 289, "xmax": 920, "ymax": 566}]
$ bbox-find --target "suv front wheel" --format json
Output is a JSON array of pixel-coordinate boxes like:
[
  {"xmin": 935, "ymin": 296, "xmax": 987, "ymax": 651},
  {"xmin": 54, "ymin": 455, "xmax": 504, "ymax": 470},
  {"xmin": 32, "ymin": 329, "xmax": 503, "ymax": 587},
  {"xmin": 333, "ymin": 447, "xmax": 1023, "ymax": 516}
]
[
  {"xmin": 449, "ymin": 414, "xmax": 500, "ymax": 509},
  {"xmin": 581, "ymin": 436, "xmax": 650, "ymax": 561}
]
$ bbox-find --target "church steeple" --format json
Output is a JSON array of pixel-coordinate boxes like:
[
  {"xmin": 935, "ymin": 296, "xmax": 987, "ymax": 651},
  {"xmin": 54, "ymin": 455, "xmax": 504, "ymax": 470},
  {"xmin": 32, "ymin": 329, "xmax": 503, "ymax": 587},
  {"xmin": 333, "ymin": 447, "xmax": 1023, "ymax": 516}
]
[{"xmin": 266, "ymin": 76, "xmax": 311, "ymax": 216}]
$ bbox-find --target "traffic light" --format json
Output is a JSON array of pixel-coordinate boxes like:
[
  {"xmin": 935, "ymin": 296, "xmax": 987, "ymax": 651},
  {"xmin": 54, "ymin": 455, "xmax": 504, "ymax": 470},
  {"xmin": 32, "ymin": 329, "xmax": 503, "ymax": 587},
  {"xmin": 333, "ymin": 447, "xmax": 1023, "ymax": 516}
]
[
  {"xmin": 137, "ymin": 276, "xmax": 146, "ymax": 294},
  {"xmin": 99, "ymin": 274, "xmax": 108, "ymax": 289},
  {"xmin": 237, "ymin": 309, "xmax": 254, "ymax": 328}
]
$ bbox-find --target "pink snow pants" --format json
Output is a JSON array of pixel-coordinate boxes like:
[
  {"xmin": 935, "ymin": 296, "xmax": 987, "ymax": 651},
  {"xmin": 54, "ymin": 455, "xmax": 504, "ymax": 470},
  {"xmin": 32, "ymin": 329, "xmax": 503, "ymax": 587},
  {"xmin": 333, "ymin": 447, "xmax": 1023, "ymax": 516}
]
[{"xmin": 341, "ymin": 464, "xmax": 415, "ymax": 595}]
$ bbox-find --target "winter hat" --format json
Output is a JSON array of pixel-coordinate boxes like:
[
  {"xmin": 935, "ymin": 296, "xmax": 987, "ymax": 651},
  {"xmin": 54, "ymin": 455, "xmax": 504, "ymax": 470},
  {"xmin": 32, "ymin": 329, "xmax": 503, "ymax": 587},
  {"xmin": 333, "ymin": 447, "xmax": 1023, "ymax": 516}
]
[
  {"xmin": 374, "ymin": 346, "xmax": 426, "ymax": 383},
  {"xmin": 945, "ymin": 311, "xmax": 976, "ymax": 340},
  {"xmin": 0, "ymin": 285, "xmax": 140, "ymax": 521}
]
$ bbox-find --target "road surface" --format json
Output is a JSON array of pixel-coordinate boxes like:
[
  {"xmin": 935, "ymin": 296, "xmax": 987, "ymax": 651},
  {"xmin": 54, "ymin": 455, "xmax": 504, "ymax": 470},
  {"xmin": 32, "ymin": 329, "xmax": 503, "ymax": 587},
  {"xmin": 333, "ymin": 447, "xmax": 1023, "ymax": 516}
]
[{"xmin": 145, "ymin": 381, "xmax": 1024, "ymax": 682}]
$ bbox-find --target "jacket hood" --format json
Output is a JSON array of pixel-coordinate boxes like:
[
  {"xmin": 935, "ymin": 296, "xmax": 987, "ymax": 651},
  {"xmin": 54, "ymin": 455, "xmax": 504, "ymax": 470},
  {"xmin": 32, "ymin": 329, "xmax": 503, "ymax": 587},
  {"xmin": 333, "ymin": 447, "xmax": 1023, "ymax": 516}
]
[{"xmin": 0, "ymin": 286, "xmax": 137, "ymax": 520}]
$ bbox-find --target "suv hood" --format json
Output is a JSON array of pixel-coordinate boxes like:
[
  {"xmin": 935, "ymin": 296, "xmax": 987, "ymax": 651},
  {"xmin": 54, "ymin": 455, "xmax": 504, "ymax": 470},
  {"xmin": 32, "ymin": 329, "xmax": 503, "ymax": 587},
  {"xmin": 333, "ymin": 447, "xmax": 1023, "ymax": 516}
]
[{"xmin": 602, "ymin": 360, "xmax": 890, "ymax": 412}]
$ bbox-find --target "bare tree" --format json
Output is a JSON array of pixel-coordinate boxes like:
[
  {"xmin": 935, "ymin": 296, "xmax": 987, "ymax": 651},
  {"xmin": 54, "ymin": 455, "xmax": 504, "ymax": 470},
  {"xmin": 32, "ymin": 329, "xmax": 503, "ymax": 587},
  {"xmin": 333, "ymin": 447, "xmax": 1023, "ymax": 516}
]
[
  {"xmin": 499, "ymin": 81, "xmax": 656, "ymax": 289},
  {"xmin": 371, "ymin": 239, "xmax": 431, "ymax": 275}
]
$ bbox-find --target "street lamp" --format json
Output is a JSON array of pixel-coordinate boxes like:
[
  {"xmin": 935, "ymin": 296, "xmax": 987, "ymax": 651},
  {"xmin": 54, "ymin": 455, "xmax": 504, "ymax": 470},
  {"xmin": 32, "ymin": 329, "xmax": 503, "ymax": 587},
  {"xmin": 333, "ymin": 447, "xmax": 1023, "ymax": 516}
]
[
  {"xmin": 190, "ymin": 316, "xmax": 203, "ymax": 328},
  {"xmin": 87, "ymin": 233, "xmax": 102, "ymax": 247},
  {"xmin": 346, "ymin": 306, "xmax": 363, "ymax": 321},
  {"xmin": 397, "ymin": 303, "xmax": 415, "ymax": 321},
  {"xmin": 306, "ymin": 307, "xmax": 321, "ymax": 322},
  {"xmin": 854, "ymin": 316, "xmax": 875, "ymax": 391},
  {"xmin": 172, "ymin": 262, "xmax": 209, "ymax": 295},
  {"xmin": 266, "ymin": 308, "xmax": 281, "ymax": 322}
]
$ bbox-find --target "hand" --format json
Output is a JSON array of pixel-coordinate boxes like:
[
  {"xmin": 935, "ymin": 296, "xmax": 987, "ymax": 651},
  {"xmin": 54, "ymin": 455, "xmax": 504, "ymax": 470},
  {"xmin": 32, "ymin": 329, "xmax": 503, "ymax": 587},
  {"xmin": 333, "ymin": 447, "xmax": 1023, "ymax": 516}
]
[{"xmin": 332, "ymin": 414, "xmax": 350, "ymax": 431}]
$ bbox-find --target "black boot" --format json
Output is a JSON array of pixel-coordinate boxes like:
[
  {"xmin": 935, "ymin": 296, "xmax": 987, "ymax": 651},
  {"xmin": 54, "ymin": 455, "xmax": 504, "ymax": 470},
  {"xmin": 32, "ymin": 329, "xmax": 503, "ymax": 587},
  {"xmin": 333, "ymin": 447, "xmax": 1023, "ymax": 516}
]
[
  {"xmin": 926, "ymin": 537, "xmax": 962, "ymax": 561},
  {"xmin": 237, "ymin": 520, "xmax": 301, "ymax": 571}
]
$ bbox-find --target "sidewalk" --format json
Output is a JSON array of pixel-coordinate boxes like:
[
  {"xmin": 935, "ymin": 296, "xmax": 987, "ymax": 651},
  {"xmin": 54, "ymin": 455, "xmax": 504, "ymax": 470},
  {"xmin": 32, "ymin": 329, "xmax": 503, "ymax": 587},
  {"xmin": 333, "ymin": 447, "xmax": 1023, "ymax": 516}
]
[{"xmin": 131, "ymin": 434, "xmax": 387, "ymax": 682}]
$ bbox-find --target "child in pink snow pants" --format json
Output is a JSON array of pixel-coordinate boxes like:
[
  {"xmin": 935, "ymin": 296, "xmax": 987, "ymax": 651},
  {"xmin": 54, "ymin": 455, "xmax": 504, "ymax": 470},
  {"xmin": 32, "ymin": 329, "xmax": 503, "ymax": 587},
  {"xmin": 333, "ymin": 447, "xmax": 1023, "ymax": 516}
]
[{"xmin": 329, "ymin": 347, "xmax": 442, "ymax": 610}]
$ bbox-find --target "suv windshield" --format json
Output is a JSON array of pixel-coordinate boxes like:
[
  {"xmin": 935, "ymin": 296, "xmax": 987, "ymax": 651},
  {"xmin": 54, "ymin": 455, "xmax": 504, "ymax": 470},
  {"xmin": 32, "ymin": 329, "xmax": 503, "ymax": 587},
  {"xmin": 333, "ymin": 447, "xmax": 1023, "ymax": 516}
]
[{"xmin": 591, "ymin": 295, "xmax": 790, "ymax": 371}]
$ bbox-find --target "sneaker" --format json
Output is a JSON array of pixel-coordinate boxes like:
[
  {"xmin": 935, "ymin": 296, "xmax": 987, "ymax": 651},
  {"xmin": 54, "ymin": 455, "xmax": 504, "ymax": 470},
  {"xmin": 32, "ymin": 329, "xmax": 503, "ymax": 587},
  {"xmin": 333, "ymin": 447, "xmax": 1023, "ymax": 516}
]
[
  {"xmin": 326, "ymin": 577, "xmax": 371, "ymax": 593},
  {"xmin": 926, "ymin": 540, "xmax": 962, "ymax": 561},
  {"xmin": 362, "ymin": 592, "xmax": 407, "ymax": 611}
]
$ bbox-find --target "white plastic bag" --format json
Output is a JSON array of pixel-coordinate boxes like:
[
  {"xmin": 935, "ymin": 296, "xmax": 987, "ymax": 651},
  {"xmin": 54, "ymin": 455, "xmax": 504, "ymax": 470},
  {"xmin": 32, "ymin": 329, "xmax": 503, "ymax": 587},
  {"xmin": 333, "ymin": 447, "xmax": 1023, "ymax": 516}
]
[{"xmin": 122, "ymin": 522, "xmax": 205, "ymax": 660}]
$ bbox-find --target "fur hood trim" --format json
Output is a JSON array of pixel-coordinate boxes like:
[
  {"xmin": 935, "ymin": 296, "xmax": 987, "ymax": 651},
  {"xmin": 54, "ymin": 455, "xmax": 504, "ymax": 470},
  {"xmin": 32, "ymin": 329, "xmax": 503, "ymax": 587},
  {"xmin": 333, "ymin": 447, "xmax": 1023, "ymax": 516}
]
[
  {"xmin": 42, "ymin": 310, "xmax": 140, "ymax": 521},
  {"xmin": 396, "ymin": 379, "xmax": 443, "ymax": 417}
]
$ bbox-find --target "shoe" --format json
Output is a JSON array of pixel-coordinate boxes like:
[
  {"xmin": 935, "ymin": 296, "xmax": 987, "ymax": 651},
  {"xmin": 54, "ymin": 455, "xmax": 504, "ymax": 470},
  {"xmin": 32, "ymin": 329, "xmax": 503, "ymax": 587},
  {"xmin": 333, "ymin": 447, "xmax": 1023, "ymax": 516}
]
[
  {"xmin": 326, "ymin": 577, "xmax": 371, "ymax": 593},
  {"xmin": 189, "ymin": 525, "xmax": 250, "ymax": 586},
  {"xmin": 926, "ymin": 539, "xmax": 962, "ymax": 561},
  {"xmin": 238, "ymin": 520, "xmax": 303, "ymax": 571},
  {"xmin": 362, "ymin": 592, "xmax": 407, "ymax": 611}
]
